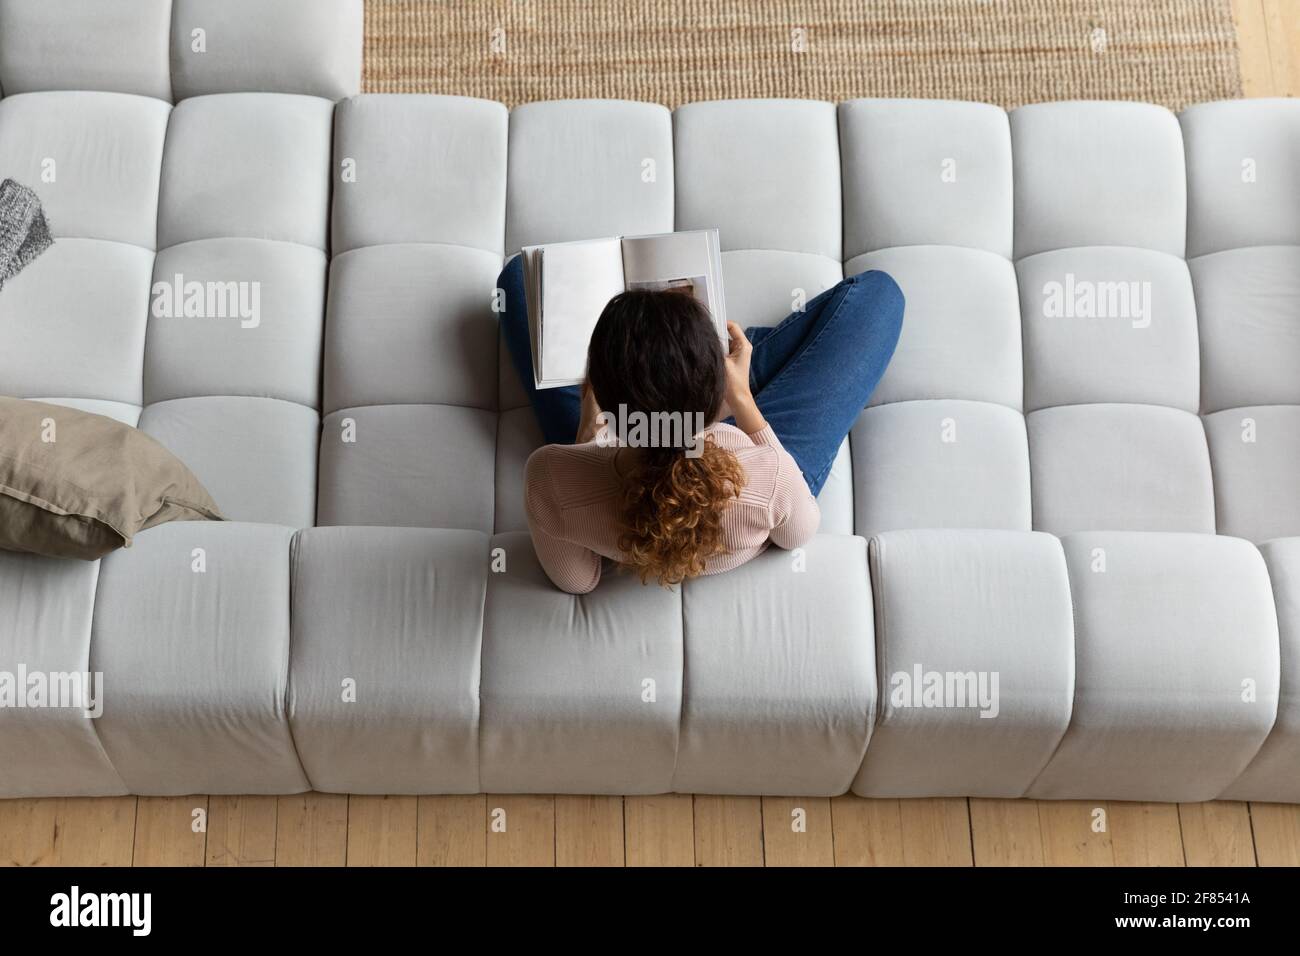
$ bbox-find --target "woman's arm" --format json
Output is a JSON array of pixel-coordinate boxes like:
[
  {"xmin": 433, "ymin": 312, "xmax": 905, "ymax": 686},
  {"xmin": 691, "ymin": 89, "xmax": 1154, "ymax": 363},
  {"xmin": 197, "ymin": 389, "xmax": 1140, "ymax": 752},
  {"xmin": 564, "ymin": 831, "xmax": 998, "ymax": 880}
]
[
  {"xmin": 524, "ymin": 449, "xmax": 602, "ymax": 593},
  {"xmin": 722, "ymin": 320, "xmax": 819, "ymax": 546},
  {"xmin": 742, "ymin": 421, "xmax": 820, "ymax": 549},
  {"xmin": 723, "ymin": 321, "xmax": 771, "ymax": 434},
  {"xmin": 528, "ymin": 520, "xmax": 602, "ymax": 593},
  {"xmin": 767, "ymin": 449, "xmax": 821, "ymax": 549}
]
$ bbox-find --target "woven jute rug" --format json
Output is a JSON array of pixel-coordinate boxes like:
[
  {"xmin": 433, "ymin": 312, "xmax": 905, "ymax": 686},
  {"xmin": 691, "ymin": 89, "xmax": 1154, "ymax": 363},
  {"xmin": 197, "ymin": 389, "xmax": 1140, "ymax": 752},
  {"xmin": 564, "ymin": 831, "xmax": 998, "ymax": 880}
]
[{"xmin": 363, "ymin": 0, "xmax": 1242, "ymax": 109}]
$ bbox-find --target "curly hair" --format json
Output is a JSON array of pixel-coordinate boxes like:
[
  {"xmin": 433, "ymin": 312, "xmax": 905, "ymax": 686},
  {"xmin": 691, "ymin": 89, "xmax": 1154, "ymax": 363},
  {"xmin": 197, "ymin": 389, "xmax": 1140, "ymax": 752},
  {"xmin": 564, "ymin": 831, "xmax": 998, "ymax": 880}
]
[
  {"xmin": 614, "ymin": 438, "xmax": 747, "ymax": 586},
  {"xmin": 587, "ymin": 288, "xmax": 746, "ymax": 587}
]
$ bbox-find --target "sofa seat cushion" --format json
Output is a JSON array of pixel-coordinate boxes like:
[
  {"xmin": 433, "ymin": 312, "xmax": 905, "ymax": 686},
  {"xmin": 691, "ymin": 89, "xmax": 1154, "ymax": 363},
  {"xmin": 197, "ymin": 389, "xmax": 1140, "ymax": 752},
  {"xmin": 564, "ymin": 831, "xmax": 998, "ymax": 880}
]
[
  {"xmin": 140, "ymin": 396, "xmax": 318, "ymax": 530},
  {"xmin": 853, "ymin": 529, "xmax": 1075, "ymax": 798},
  {"xmin": 1027, "ymin": 531, "xmax": 1279, "ymax": 802},
  {"xmin": 289, "ymin": 526, "xmax": 488, "ymax": 793},
  {"xmin": 1222, "ymin": 537, "xmax": 1300, "ymax": 801},
  {"xmin": 0, "ymin": 91, "xmax": 170, "ymax": 248},
  {"xmin": 90, "ymin": 521, "xmax": 308, "ymax": 795},
  {"xmin": 0, "ymin": 239, "xmax": 154, "ymax": 406},
  {"xmin": 480, "ymin": 531, "xmax": 683, "ymax": 794},
  {"xmin": 0, "ymin": 549, "xmax": 126, "ymax": 797},
  {"xmin": 675, "ymin": 534, "xmax": 876, "ymax": 795}
]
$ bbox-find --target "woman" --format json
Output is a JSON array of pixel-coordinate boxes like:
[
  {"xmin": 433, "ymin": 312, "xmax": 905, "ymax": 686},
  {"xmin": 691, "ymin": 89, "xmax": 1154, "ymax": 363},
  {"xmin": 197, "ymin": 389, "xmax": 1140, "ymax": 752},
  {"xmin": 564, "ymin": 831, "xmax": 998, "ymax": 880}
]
[{"xmin": 498, "ymin": 257, "xmax": 904, "ymax": 594}]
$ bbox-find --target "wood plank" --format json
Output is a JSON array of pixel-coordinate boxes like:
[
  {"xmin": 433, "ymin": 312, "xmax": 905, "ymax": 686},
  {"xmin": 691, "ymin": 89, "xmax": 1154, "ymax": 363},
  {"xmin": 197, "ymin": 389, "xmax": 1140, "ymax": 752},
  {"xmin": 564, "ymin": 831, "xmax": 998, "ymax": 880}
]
[
  {"xmin": 1108, "ymin": 802, "xmax": 1185, "ymax": 867},
  {"xmin": 485, "ymin": 795, "xmax": 555, "ymax": 867},
  {"xmin": 49, "ymin": 797, "xmax": 136, "ymax": 867},
  {"xmin": 275, "ymin": 793, "xmax": 347, "ymax": 867},
  {"xmin": 1234, "ymin": 0, "xmax": 1279, "ymax": 96},
  {"xmin": 1263, "ymin": 0, "xmax": 1300, "ymax": 96},
  {"xmin": 1249, "ymin": 802, "xmax": 1300, "ymax": 866},
  {"xmin": 0, "ymin": 798, "xmax": 58, "ymax": 867},
  {"xmin": 969, "ymin": 798, "xmax": 1044, "ymax": 866},
  {"xmin": 133, "ymin": 796, "xmax": 207, "ymax": 866},
  {"xmin": 625, "ymin": 794, "xmax": 694, "ymax": 867},
  {"xmin": 13, "ymin": 789, "xmax": 1297, "ymax": 868},
  {"xmin": 898, "ymin": 798, "xmax": 973, "ymax": 866},
  {"xmin": 346, "ymin": 795, "xmax": 417, "ymax": 866},
  {"xmin": 692, "ymin": 795, "xmax": 763, "ymax": 867},
  {"xmin": 417, "ymin": 795, "xmax": 486, "ymax": 866},
  {"xmin": 205, "ymin": 796, "xmax": 277, "ymax": 867},
  {"xmin": 1179, "ymin": 801, "xmax": 1257, "ymax": 866},
  {"xmin": 760, "ymin": 797, "xmax": 834, "ymax": 866},
  {"xmin": 555, "ymin": 795, "xmax": 624, "ymax": 867},
  {"xmin": 830, "ymin": 795, "xmax": 904, "ymax": 866},
  {"xmin": 1038, "ymin": 800, "xmax": 1115, "ymax": 866}
]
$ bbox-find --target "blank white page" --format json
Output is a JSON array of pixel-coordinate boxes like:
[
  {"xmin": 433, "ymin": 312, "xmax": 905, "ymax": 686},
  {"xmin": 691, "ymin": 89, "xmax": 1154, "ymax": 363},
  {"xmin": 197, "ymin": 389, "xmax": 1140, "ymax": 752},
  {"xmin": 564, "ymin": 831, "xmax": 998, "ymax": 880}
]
[{"xmin": 537, "ymin": 237, "xmax": 624, "ymax": 386}]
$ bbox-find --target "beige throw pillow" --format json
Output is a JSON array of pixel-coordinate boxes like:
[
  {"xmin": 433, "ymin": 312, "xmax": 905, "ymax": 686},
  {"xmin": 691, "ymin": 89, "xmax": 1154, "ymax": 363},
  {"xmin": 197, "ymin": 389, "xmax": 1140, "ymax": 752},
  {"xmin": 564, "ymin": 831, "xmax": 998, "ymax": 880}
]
[{"xmin": 0, "ymin": 397, "xmax": 223, "ymax": 560}]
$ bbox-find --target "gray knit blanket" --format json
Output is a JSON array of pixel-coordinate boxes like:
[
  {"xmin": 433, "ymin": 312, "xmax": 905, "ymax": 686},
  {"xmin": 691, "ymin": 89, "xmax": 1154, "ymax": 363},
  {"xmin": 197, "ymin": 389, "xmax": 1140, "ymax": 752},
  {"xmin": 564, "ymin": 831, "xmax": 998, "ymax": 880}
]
[{"xmin": 0, "ymin": 178, "xmax": 53, "ymax": 291}]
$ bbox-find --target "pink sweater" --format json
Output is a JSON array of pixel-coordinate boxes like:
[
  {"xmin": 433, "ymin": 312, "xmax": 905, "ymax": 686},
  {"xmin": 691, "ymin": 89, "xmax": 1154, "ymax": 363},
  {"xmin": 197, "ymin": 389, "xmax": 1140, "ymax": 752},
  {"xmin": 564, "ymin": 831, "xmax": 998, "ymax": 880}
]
[{"xmin": 523, "ymin": 422, "xmax": 820, "ymax": 593}]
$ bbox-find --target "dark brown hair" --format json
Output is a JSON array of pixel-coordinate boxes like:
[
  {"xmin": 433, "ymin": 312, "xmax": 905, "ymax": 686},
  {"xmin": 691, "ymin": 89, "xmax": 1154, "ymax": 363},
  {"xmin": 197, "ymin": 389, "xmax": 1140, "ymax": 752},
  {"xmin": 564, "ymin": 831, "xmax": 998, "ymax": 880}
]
[{"xmin": 587, "ymin": 290, "xmax": 745, "ymax": 587}]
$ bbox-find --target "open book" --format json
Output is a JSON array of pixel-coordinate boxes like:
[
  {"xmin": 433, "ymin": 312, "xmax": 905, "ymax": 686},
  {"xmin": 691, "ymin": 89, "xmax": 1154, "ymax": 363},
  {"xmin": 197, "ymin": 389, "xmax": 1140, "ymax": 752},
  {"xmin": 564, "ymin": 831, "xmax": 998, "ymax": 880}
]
[{"xmin": 521, "ymin": 228, "xmax": 727, "ymax": 388}]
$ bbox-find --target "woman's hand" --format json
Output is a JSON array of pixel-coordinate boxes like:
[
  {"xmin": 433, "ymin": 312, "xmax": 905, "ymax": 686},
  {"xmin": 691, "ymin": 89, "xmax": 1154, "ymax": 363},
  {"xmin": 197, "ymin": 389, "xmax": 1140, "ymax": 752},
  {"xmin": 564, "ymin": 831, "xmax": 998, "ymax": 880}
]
[
  {"xmin": 723, "ymin": 321, "xmax": 753, "ymax": 401},
  {"xmin": 723, "ymin": 322, "xmax": 767, "ymax": 434},
  {"xmin": 575, "ymin": 379, "xmax": 604, "ymax": 444}
]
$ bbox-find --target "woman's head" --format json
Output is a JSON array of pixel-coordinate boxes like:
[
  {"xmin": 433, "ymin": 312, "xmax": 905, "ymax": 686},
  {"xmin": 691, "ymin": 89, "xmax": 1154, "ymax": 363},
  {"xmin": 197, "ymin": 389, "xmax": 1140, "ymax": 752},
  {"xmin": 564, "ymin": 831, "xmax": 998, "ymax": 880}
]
[
  {"xmin": 586, "ymin": 289, "xmax": 726, "ymax": 429},
  {"xmin": 586, "ymin": 289, "xmax": 745, "ymax": 588}
]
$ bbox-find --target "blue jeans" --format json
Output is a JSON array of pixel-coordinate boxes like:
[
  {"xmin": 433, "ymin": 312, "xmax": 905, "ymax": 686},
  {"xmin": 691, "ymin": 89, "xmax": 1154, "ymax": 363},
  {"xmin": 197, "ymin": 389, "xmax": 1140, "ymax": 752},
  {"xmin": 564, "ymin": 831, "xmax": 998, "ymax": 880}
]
[{"xmin": 497, "ymin": 256, "xmax": 905, "ymax": 496}]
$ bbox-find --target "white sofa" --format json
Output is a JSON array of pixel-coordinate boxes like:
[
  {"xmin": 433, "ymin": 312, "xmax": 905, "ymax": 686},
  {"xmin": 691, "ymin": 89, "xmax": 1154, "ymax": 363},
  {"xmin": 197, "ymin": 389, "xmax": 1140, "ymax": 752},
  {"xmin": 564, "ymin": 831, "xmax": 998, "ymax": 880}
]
[{"xmin": 1, "ymin": 0, "xmax": 1297, "ymax": 802}]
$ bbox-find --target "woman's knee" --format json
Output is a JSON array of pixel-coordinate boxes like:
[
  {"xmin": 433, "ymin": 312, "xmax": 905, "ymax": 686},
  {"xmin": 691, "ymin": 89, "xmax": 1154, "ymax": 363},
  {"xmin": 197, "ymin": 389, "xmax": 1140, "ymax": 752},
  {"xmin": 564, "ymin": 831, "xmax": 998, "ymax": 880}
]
[
  {"xmin": 498, "ymin": 253, "xmax": 524, "ymax": 289},
  {"xmin": 845, "ymin": 270, "xmax": 905, "ymax": 335}
]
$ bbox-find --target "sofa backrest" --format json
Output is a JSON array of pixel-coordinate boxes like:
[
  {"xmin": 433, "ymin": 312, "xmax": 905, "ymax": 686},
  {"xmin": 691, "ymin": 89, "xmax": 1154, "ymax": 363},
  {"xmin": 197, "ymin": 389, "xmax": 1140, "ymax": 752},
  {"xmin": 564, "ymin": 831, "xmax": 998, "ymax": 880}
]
[
  {"xmin": 0, "ymin": 0, "xmax": 1297, "ymax": 545},
  {"xmin": 0, "ymin": 0, "xmax": 362, "ymax": 101}
]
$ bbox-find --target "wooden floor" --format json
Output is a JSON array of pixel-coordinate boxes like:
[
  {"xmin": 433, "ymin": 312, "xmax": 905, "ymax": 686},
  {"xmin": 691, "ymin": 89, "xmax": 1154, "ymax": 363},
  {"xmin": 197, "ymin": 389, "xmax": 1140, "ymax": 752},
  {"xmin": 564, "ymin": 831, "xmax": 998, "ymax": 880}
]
[
  {"xmin": 2, "ymin": 2, "xmax": 1298, "ymax": 870},
  {"xmin": 2, "ymin": 794, "xmax": 1299, "ymax": 866},
  {"xmin": 1233, "ymin": 0, "xmax": 1299, "ymax": 97}
]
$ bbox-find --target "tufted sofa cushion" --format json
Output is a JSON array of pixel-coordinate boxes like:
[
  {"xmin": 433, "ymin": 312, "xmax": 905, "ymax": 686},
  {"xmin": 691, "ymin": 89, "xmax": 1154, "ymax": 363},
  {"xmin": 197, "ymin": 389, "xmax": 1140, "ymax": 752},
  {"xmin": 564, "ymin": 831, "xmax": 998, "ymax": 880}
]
[
  {"xmin": 1182, "ymin": 99, "xmax": 1300, "ymax": 544},
  {"xmin": 318, "ymin": 94, "xmax": 507, "ymax": 532},
  {"xmin": 0, "ymin": 0, "xmax": 174, "ymax": 100}
]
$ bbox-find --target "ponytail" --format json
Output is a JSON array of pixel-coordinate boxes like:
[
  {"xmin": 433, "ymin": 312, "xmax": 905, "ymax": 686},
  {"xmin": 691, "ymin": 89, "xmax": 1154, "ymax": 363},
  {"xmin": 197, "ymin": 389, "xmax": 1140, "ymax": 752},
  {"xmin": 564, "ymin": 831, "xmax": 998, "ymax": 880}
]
[{"xmin": 616, "ymin": 438, "xmax": 746, "ymax": 587}]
